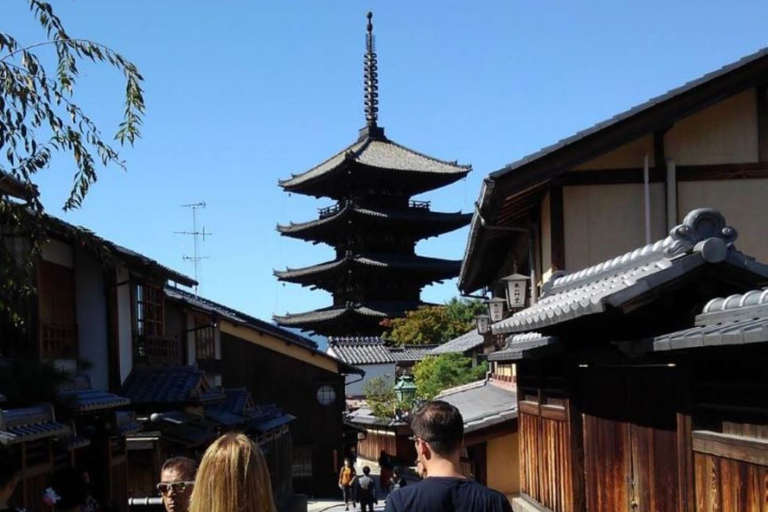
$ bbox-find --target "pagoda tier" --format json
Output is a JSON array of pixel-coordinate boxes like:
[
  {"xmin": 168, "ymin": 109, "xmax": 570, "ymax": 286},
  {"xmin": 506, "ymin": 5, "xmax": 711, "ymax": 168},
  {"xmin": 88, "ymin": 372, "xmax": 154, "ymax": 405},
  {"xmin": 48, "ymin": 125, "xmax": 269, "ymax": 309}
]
[
  {"xmin": 277, "ymin": 202, "xmax": 472, "ymax": 246},
  {"xmin": 273, "ymin": 301, "xmax": 422, "ymax": 337},
  {"xmin": 278, "ymin": 132, "xmax": 470, "ymax": 200},
  {"xmin": 275, "ymin": 253, "xmax": 461, "ymax": 296}
]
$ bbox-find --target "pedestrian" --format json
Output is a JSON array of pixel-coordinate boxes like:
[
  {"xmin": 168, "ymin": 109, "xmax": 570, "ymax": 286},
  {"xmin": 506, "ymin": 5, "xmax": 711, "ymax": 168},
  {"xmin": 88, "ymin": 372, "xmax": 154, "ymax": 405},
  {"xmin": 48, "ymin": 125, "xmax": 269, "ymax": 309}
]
[
  {"xmin": 337, "ymin": 457, "xmax": 357, "ymax": 511},
  {"xmin": 377, "ymin": 451, "xmax": 393, "ymax": 492},
  {"xmin": 0, "ymin": 453, "xmax": 24, "ymax": 512},
  {"xmin": 188, "ymin": 433, "xmax": 276, "ymax": 512},
  {"xmin": 42, "ymin": 466, "xmax": 87, "ymax": 512},
  {"xmin": 383, "ymin": 401, "xmax": 512, "ymax": 512},
  {"xmin": 356, "ymin": 467, "xmax": 377, "ymax": 512},
  {"xmin": 157, "ymin": 457, "xmax": 197, "ymax": 512},
  {"xmin": 388, "ymin": 468, "xmax": 407, "ymax": 492}
]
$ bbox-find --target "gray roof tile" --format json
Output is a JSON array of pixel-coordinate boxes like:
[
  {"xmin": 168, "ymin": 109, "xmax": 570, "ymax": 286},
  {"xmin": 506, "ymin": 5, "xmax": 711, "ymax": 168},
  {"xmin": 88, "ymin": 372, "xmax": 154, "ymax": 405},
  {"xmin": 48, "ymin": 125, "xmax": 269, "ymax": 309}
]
[
  {"xmin": 122, "ymin": 366, "xmax": 214, "ymax": 406},
  {"xmin": 0, "ymin": 404, "xmax": 69, "ymax": 446},
  {"xmin": 57, "ymin": 374, "xmax": 130, "ymax": 412},
  {"xmin": 389, "ymin": 345, "xmax": 439, "ymax": 362},
  {"xmin": 328, "ymin": 338, "xmax": 395, "ymax": 365},
  {"xmin": 492, "ymin": 209, "xmax": 768, "ymax": 335},
  {"xmin": 431, "ymin": 330, "xmax": 484, "ymax": 355},
  {"xmin": 488, "ymin": 332, "xmax": 558, "ymax": 361},
  {"xmin": 437, "ymin": 381, "xmax": 517, "ymax": 434}
]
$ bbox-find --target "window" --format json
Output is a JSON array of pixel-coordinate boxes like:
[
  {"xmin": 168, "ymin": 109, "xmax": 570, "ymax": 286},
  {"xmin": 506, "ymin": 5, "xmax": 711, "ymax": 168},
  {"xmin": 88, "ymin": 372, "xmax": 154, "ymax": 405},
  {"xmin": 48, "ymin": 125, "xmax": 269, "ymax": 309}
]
[
  {"xmin": 195, "ymin": 325, "xmax": 216, "ymax": 360},
  {"xmin": 135, "ymin": 283, "xmax": 164, "ymax": 337},
  {"xmin": 292, "ymin": 446, "xmax": 313, "ymax": 477},
  {"xmin": 38, "ymin": 261, "xmax": 77, "ymax": 359},
  {"xmin": 316, "ymin": 385, "xmax": 337, "ymax": 406}
]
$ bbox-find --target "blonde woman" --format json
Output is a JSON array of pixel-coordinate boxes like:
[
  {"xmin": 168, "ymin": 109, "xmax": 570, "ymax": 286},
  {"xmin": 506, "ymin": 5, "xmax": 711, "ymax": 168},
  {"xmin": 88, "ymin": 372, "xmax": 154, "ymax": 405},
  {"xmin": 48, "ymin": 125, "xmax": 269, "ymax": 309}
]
[{"xmin": 189, "ymin": 433, "xmax": 276, "ymax": 512}]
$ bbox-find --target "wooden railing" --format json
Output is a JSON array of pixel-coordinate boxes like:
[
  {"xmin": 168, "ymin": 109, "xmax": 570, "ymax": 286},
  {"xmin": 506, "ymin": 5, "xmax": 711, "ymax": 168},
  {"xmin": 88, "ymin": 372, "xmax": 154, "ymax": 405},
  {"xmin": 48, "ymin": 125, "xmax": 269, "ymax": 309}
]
[
  {"xmin": 318, "ymin": 202, "xmax": 344, "ymax": 218},
  {"xmin": 135, "ymin": 335, "xmax": 180, "ymax": 366}
]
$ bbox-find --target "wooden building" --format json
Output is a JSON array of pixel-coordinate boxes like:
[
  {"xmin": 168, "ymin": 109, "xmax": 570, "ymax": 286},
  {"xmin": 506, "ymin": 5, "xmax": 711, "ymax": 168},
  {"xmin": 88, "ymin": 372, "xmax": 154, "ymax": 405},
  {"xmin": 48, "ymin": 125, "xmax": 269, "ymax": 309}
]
[
  {"xmin": 165, "ymin": 288, "xmax": 363, "ymax": 498},
  {"xmin": 274, "ymin": 13, "xmax": 470, "ymax": 337},
  {"xmin": 460, "ymin": 47, "xmax": 768, "ymax": 305},
  {"xmin": 487, "ymin": 209, "xmax": 768, "ymax": 512},
  {"xmin": 345, "ymin": 408, "xmax": 416, "ymax": 464}
]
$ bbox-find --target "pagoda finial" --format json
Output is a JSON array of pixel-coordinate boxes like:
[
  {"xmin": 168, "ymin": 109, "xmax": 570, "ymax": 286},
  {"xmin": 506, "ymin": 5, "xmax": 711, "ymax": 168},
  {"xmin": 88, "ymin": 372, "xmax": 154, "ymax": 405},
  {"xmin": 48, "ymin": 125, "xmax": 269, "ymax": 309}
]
[{"xmin": 364, "ymin": 11, "xmax": 379, "ymax": 128}]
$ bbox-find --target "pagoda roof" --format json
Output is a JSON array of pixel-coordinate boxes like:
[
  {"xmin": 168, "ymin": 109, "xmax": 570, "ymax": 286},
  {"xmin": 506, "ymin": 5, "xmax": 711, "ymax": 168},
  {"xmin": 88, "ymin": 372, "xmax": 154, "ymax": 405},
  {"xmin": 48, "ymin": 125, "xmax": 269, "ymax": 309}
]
[
  {"xmin": 274, "ymin": 301, "xmax": 421, "ymax": 337},
  {"xmin": 277, "ymin": 203, "xmax": 471, "ymax": 243},
  {"xmin": 278, "ymin": 134, "xmax": 470, "ymax": 198},
  {"xmin": 274, "ymin": 252, "xmax": 461, "ymax": 289}
]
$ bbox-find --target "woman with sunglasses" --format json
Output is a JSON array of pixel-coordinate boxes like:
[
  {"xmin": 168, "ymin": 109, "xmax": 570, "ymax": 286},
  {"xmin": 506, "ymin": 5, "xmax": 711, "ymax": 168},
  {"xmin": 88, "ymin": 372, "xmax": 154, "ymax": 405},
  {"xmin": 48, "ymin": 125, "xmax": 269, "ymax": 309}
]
[{"xmin": 189, "ymin": 433, "xmax": 276, "ymax": 512}]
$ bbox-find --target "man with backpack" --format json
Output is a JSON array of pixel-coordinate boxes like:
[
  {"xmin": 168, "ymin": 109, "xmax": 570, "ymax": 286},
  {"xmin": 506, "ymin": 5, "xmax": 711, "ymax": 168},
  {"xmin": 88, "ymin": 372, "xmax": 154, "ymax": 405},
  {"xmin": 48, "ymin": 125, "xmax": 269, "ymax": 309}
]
[{"xmin": 356, "ymin": 466, "xmax": 377, "ymax": 512}]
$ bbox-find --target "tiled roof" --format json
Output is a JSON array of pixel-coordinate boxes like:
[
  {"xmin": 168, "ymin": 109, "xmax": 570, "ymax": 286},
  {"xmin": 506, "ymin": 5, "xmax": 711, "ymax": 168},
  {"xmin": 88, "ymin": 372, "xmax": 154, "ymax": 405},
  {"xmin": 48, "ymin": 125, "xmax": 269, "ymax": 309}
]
[
  {"xmin": 204, "ymin": 409, "xmax": 248, "ymax": 427},
  {"xmin": 279, "ymin": 137, "xmax": 470, "ymax": 189},
  {"xmin": 431, "ymin": 330, "xmax": 484, "ymax": 355},
  {"xmin": 492, "ymin": 209, "xmax": 768, "ymax": 335},
  {"xmin": 389, "ymin": 345, "xmax": 439, "ymax": 362},
  {"xmin": 122, "ymin": 366, "xmax": 213, "ymax": 406},
  {"xmin": 488, "ymin": 332, "xmax": 558, "ymax": 362},
  {"xmin": 275, "ymin": 301, "xmax": 421, "ymax": 332},
  {"xmin": 57, "ymin": 374, "xmax": 130, "ymax": 412},
  {"xmin": 436, "ymin": 380, "xmax": 517, "ymax": 434},
  {"xmin": 345, "ymin": 407, "xmax": 406, "ymax": 427},
  {"xmin": 328, "ymin": 338, "xmax": 395, "ymax": 365},
  {"xmin": 490, "ymin": 48, "xmax": 768, "ymax": 181},
  {"xmin": 208, "ymin": 388, "xmax": 255, "ymax": 417},
  {"xmin": 166, "ymin": 287, "xmax": 317, "ymax": 349},
  {"xmin": 278, "ymin": 204, "xmax": 470, "ymax": 236},
  {"xmin": 115, "ymin": 411, "xmax": 142, "ymax": 436},
  {"xmin": 275, "ymin": 253, "xmax": 461, "ymax": 282},
  {"xmin": 0, "ymin": 404, "xmax": 69, "ymax": 446},
  {"xmin": 652, "ymin": 289, "xmax": 768, "ymax": 352}
]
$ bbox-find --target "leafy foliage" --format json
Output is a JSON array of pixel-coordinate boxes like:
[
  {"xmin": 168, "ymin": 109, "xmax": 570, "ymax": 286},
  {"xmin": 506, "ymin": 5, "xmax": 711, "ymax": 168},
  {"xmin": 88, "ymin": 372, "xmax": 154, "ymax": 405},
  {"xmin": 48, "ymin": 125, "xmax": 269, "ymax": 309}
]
[
  {"xmin": 0, "ymin": 1, "xmax": 144, "ymax": 325},
  {"xmin": 363, "ymin": 376, "xmax": 397, "ymax": 420},
  {"xmin": 413, "ymin": 353, "xmax": 488, "ymax": 400},
  {"xmin": 382, "ymin": 298, "xmax": 485, "ymax": 346},
  {"xmin": 0, "ymin": 358, "xmax": 72, "ymax": 408}
]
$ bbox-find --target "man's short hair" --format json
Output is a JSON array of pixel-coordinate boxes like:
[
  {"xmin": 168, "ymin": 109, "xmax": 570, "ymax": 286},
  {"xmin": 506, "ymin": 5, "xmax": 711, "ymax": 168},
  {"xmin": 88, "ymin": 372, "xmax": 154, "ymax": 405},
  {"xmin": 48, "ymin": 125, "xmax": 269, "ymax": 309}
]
[
  {"xmin": 410, "ymin": 400, "xmax": 464, "ymax": 457},
  {"xmin": 0, "ymin": 451, "xmax": 19, "ymax": 489},
  {"xmin": 362, "ymin": 466, "xmax": 370, "ymax": 475},
  {"xmin": 161, "ymin": 457, "xmax": 197, "ymax": 481}
]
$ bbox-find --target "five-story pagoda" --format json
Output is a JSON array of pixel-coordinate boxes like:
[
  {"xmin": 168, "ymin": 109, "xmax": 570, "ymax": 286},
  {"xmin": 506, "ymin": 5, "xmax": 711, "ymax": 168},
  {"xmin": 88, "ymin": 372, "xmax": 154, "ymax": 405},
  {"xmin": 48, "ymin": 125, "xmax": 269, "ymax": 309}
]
[{"xmin": 274, "ymin": 13, "xmax": 471, "ymax": 337}]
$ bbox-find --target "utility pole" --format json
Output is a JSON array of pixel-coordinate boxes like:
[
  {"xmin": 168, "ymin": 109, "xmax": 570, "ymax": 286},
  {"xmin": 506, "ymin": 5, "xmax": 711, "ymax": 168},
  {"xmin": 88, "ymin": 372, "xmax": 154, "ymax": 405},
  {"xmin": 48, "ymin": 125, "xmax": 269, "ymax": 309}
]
[{"xmin": 175, "ymin": 202, "xmax": 211, "ymax": 295}]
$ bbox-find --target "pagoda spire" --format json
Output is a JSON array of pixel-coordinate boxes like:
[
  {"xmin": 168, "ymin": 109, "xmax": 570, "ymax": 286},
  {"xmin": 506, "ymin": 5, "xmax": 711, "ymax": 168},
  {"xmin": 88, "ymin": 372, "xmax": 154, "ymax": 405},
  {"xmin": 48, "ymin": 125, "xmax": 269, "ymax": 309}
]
[{"xmin": 364, "ymin": 12, "xmax": 380, "ymax": 129}]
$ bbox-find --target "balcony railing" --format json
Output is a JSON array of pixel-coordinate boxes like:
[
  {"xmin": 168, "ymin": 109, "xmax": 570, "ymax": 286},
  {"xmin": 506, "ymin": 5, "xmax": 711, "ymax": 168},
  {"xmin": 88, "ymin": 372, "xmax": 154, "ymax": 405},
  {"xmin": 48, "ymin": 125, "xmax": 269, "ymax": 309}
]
[
  {"xmin": 135, "ymin": 335, "xmax": 180, "ymax": 366},
  {"xmin": 409, "ymin": 200, "xmax": 430, "ymax": 210},
  {"xmin": 318, "ymin": 202, "xmax": 345, "ymax": 219}
]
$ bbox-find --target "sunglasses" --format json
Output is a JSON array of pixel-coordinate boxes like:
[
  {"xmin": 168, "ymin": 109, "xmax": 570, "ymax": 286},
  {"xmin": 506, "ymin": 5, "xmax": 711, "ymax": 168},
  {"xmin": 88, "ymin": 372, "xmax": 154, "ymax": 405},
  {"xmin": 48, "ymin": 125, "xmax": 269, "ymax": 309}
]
[{"xmin": 156, "ymin": 481, "xmax": 194, "ymax": 495}]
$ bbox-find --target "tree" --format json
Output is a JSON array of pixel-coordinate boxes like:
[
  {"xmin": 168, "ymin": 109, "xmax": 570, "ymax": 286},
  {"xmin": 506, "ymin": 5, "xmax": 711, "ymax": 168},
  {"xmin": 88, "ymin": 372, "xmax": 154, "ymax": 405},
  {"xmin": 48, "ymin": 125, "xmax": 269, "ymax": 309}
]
[
  {"xmin": 363, "ymin": 376, "xmax": 397, "ymax": 420},
  {"xmin": 413, "ymin": 353, "xmax": 488, "ymax": 400},
  {"xmin": 383, "ymin": 298, "xmax": 485, "ymax": 346},
  {"xmin": 1, "ymin": 0, "xmax": 144, "ymax": 325}
]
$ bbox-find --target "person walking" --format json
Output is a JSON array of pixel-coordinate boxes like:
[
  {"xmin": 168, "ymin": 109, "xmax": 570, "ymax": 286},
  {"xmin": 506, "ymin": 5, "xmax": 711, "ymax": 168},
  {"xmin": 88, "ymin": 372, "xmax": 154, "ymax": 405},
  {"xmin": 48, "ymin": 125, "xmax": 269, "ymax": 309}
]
[
  {"xmin": 157, "ymin": 457, "xmax": 197, "ymax": 512},
  {"xmin": 377, "ymin": 451, "xmax": 393, "ymax": 492},
  {"xmin": 0, "ymin": 453, "xmax": 23, "ymax": 512},
  {"xmin": 42, "ymin": 466, "xmax": 88, "ymax": 512},
  {"xmin": 188, "ymin": 433, "xmax": 276, "ymax": 512},
  {"xmin": 388, "ymin": 468, "xmax": 407, "ymax": 492},
  {"xmin": 356, "ymin": 467, "xmax": 377, "ymax": 512},
  {"xmin": 383, "ymin": 401, "xmax": 512, "ymax": 512},
  {"xmin": 337, "ymin": 458, "xmax": 357, "ymax": 511}
]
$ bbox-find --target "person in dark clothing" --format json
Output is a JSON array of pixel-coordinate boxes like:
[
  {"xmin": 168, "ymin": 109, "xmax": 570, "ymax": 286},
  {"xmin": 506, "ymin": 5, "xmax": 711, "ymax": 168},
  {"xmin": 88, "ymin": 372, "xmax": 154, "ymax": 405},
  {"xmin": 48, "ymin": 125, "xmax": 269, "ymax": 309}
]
[
  {"xmin": 384, "ymin": 401, "xmax": 512, "ymax": 512},
  {"xmin": 388, "ymin": 467, "xmax": 407, "ymax": 492},
  {"xmin": 0, "ymin": 453, "xmax": 23, "ymax": 512},
  {"xmin": 356, "ymin": 466, "xmax": 377, "ymax": 512}
]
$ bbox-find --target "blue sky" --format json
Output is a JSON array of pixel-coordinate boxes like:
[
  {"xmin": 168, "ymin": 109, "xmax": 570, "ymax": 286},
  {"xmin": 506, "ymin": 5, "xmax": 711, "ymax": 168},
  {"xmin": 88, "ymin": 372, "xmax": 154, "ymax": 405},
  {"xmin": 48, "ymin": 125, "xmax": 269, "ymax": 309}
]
[{"xmin": 5, "ymin": 1, "xmax": 768, "ymax": 327}]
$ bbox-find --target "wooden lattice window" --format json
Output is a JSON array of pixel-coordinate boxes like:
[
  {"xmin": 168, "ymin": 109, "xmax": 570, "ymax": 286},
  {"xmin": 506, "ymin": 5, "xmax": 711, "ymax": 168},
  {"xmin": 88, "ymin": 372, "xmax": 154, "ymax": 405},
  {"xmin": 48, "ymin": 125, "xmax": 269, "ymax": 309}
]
[
  {"xmin": 195, "ymin": 325, "xmax": 216, "ymax": 360},
  {"xmin": 38, "ymin": 261, "xmax": 77, "ymax": 359},
  {"xmin": 291, "ymin": 446, "xmax": 313, "ymax": 477},
  {"xmin": 135, "ymin": 283, "xmax": 164, "ymax": 337}
]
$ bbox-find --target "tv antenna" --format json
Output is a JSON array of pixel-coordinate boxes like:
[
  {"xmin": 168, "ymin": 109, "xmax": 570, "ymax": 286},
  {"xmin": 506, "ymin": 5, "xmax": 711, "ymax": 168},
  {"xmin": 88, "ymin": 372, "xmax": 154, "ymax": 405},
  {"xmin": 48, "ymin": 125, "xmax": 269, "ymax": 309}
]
[{"xmin": 174, "ymin": 202, "xmax": 212, "ymax": 294}]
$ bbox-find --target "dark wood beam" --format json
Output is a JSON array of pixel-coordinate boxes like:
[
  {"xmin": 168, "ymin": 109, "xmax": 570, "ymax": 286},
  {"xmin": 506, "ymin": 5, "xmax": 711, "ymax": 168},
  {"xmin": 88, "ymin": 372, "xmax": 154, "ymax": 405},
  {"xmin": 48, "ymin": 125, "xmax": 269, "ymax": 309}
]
[
  {"xmin": 555, "ymin": 162, "xmax": 768, "ymax": 186},
  {"xmin": 550, "ymin": 185, "xmax": 565, "ymax": 271},
  {"xmin": 757, "ymin": 84, "xmax": 768, "ymax": 162}
]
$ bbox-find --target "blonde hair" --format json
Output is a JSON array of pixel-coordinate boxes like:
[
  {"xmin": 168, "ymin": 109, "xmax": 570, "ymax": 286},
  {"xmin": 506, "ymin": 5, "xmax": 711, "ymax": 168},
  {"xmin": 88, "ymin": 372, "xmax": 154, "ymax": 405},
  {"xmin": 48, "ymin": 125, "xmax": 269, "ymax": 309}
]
[{"xmin": 189, "ymin": 433, "xmax": 276, "ymax": 512}]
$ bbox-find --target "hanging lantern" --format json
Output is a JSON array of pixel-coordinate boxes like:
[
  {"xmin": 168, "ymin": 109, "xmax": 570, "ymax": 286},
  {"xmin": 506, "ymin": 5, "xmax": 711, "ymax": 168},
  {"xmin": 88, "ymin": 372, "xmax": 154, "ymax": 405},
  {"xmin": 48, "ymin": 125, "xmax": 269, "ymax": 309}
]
[
  {"xmin": 394, "ymin": 374, "xmax": 417, "ymax": 404},
  {"xmin": 475, "ymin": 314, "xmax": 490, "ymax": 334},
  {"xmin": 486, "ymin": 297, "xmax": 506, "ymax": 323},
  {"xmin": 501, "ymin": 273, "xmax": 529, "ymax": 310}
]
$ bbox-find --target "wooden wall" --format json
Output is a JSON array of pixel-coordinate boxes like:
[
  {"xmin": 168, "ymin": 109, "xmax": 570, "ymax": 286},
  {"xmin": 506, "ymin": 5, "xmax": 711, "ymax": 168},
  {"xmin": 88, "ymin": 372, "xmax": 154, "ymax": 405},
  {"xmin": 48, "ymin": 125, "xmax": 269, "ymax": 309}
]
[{"xmin": 357, "ymin": 428, "xmax": 416, "ymax": 464}]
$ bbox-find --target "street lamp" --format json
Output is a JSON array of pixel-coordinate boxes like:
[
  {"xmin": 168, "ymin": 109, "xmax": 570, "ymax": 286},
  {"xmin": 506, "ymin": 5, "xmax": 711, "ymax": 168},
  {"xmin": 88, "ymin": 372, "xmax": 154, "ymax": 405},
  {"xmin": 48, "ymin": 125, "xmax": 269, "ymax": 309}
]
[
  {"xmin": 486, "ymin": 297, "xmax": 506, "ymax": 323},
  {"xmin": 394, "ymin": 374, "xmax": 417, "ymax": 404},
  {"xmin": 501, "ymin": 273, "xmax": 529, "ymax": 310},
  {"xmin": 475, "ymin": 314, "xmax": 490, "ymax": 334}
]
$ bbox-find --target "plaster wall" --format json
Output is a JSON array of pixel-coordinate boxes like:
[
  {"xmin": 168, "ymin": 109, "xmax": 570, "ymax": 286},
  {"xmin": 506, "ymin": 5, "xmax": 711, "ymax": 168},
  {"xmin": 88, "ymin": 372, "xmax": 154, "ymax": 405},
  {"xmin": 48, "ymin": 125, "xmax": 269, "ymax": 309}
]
[
  {"xmin": 74, "ymin": 247, "xmax": 109, "ymax": 389},
  {"xmin": 665, "ymin": 89, "xmax": 758, "ymax": 165},
  {"xmin": 573, "ymin": 134, "xmax": 655, "ymax": 170},
  {"xmin": 116, "ymin": 266, "xmax": 133, "ymax": 384},
  {"xmin": 486, "ymin": 432, "xmax": 520, "ymax": 495},
  {"xmin": 563, "ymin": 183, "xmax": 666, "ymax": 271},
  {"xmin": 41, "ymin": 239, "xmax": 73, "ymax": 268},
  {"xmin": 678, "ymin": 179, "xmax": 768, "ymax": 262}
]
